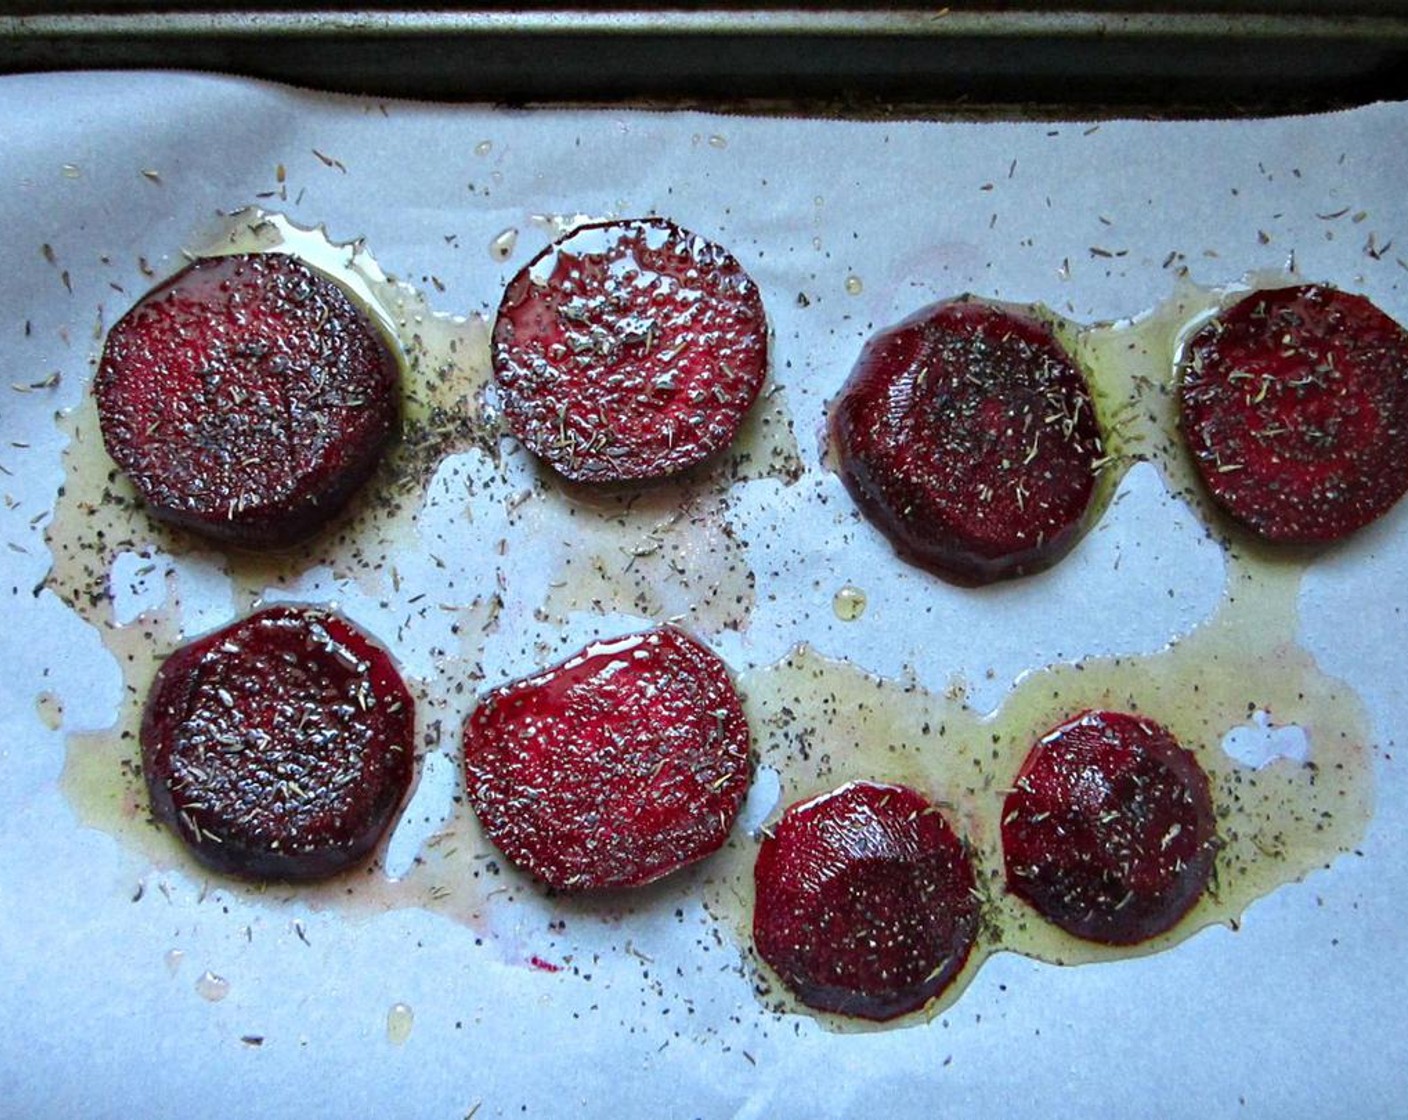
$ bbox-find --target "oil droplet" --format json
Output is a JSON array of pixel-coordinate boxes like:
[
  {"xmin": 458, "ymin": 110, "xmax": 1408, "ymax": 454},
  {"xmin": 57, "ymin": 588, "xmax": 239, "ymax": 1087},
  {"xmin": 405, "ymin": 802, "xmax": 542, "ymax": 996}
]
[
  {"xmin": 474, "ymin": 140, "xmax": 492, "ymax": 157},
  {"xmin": 164, "ymin": 948, "xmax": 185, "ymax": 976},
  {"xmin": 708, "ymin": 134, "xmax": 728, "ymax": 150},
  {"xmin": 489, "ymin": 227, "xmax": 519, "ymax": 262},
  {"xmin": 195, "ymin": 970, "xmax": 230, "ymax": 1002},
  {"xmin": 844, "ymin": 275, "xmax": 863, "ymax": 295},
  {"xmin": 386, "ymin": 1001, "xmax": 414, "ymax": 1045},
  {"xmin": 35, "ymin": 691, "xmax": 63, "ymax": 731},
  {"xmin": 832, "ymin": 585, "xmax": 867, "ymax": 621}
]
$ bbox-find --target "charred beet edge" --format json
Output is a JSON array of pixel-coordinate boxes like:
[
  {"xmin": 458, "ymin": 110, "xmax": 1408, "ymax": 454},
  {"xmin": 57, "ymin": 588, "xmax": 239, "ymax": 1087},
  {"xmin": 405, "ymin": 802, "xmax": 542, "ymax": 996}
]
[
  {"xmin": 141, "ymin": 606, "xmax": 415, "ymax": 881},
  {"xmin": 753, "ymin": 781, "xmax": 980, "ymax": 1022},
  {"xmin": 462, "ymin": 626, "xmax": 751, "ymax": 890},
  {"xmin": 491, "ymin": 218, "xmax": 768, "ymax": 483},
  {"xmin": 830, "ymin": 296, "xmax": 1103, "ymax": 584},
  {"xmin": 1178, "ymin": 284, "xmax": 1408, "ymax": 543},
  {"xmin": 95, "ymin": 252, "xmax": 400, "ymax": 549},
  {"xmin": 1001, "ymin": 710, "xmax": 1217, "ymax": 945}
]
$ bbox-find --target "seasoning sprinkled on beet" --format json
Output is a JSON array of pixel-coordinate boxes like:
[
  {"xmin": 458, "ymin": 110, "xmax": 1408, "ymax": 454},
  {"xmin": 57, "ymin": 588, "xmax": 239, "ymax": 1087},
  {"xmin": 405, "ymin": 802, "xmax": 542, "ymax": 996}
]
[
  {"xmin": 95, "ymin": 252, "xmax": 400, "ymax": 548},
  {"xmin": 830, "ymin": 296, "xmax": 1104, "ymax": 584},
  {"xmin": 492, "ymin": 218, "xmax": 768, "ymax": 482},
  {"xmin": 1178, "ymin": 284, "xmax": 1408, "ymax": 543},
  {"xmin": 462, "ymin": 626, "xmax": 751, "ymax": 890},
  {"xmin": 753, "ymin": 780, "xmax": 980, "ymax": 1021},
  {"xmin": 1002, "ymin": 710, "xmax": 1217, "ymax": 945},
  {"xmin": 141, "ymin": 606, "xmax": 415, "ymax": 881}
]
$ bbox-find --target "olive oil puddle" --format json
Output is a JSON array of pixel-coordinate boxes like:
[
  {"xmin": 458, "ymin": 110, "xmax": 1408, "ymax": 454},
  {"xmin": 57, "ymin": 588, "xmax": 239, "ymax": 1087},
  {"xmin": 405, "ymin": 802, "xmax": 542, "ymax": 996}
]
[
  {"xmin": 1073, "ymin": 269, "xmax": 1314, "ymax": 556},
  {"xmin": 706, "ymin": 557, "xmax": 1370, "ymax": 1030},
  {"xmin": 44, "ymin": 209, "xmax": 798, "ymax": 934}
]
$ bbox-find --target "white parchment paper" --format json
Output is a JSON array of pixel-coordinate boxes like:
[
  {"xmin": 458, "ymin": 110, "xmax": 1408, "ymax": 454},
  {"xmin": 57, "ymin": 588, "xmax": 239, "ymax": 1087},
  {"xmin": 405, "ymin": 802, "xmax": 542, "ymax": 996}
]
[{"xmin": 1, "ymin": 72, "xmax": 1406, "ymax": 1119}]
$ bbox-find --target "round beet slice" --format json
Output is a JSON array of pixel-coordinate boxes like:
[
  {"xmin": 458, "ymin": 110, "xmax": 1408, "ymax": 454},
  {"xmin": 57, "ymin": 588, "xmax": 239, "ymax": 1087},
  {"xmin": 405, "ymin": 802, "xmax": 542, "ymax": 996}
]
[
  {"xmin": 462, "ymin": 626, "xmax": 751, "ymax": 890},
  {"xmin": 830, "ymin": 296, "xmax": 1104, "ymax": 584},
  {"xmin": 141, "ymin": 606, "xmax": 415, "ymax": 881},
  {"xmin": 752, "ymin": 781, "xmax": 980, "ymax": 1022},
  {"xmin": 491, "ymin": 218, "xmax": 769, "ymax": 482},
  {"xmin": 1001, "ymin": 710, "xmax": 1217, "ymax": 946},
  {"xmin": 95, "ymin": 251, "xmax": 401, "ymax": 548},
  {"xmin": 1178, "ymin": 284, "xmax": 1408, "ymax": 543}
]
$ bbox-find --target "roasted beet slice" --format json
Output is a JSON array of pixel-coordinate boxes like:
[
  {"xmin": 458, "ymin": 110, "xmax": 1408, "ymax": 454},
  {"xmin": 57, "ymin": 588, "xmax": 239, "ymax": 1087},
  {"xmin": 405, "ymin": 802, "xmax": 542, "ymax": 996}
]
[
  {"xmin": 1002, "ymin": 710, "xmax": 1217, "ymax": 945},
  {"xmin": 462, "ymin": 626, "xmax": 751, "ymax": 890},
  {"xmin": 491, "ymin": 218, "xmax": 768, "ymax": 482},
  {"xmin": 141, "ymin": 606, "xmax": 415, "ymax": 880},
  {"xmin": 753, "ymin": 781, "xmax": 980, "ymax": 1021},
  {"xmin": 830, "ymin": 296, "xmax": 1104, "ymax": 584},
  {"xmin": 95, "ymin": 252, "xmax": 400, "ymax": 548},
  {"xmin": 1178, "ymin": 284, "xmax": 1408, "ymax": 543}
]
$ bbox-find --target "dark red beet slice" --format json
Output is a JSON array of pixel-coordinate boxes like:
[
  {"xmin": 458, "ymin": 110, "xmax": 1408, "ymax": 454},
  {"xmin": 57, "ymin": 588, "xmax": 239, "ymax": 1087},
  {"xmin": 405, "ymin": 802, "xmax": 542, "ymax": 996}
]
[
  {"xmin": 462, "ymin": 626, "xmax": 751, "ymax": 890},
  {"xmin": 95, "ymin": 252, "xmax": 400, "ymax": 548},
  {"xmin": 491, "ymin": 218, "xmax": 768, "ymax": 482},
  {"xmin": 752, "ymin": 781, "xmax": 980, "ymax": 1022},
  {"xmin": 1178, "ymin": 284, "xmax": 1408, "ymax": 543},
  {"xmin": 1001, "ymin": 710, "xmax": 1217, "ymax": 945},
  {"xmin": 141, "ymin": 606, "xmax": 415, "ymax": 881},
  {"xmin": 830, "ymin": 296, "xmax": 1104, "ymax": 584}
]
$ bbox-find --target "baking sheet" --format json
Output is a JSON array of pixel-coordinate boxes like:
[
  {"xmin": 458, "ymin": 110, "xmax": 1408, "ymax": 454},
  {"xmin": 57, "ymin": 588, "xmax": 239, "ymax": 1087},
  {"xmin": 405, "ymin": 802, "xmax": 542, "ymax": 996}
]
[
  {"xmin": 6, "ymin": 7, "xmax": 1408, "ymax": 110},
  {"xmin": 2, "ymin": 72, "xmax": 1406, "ymax": 1118}
]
